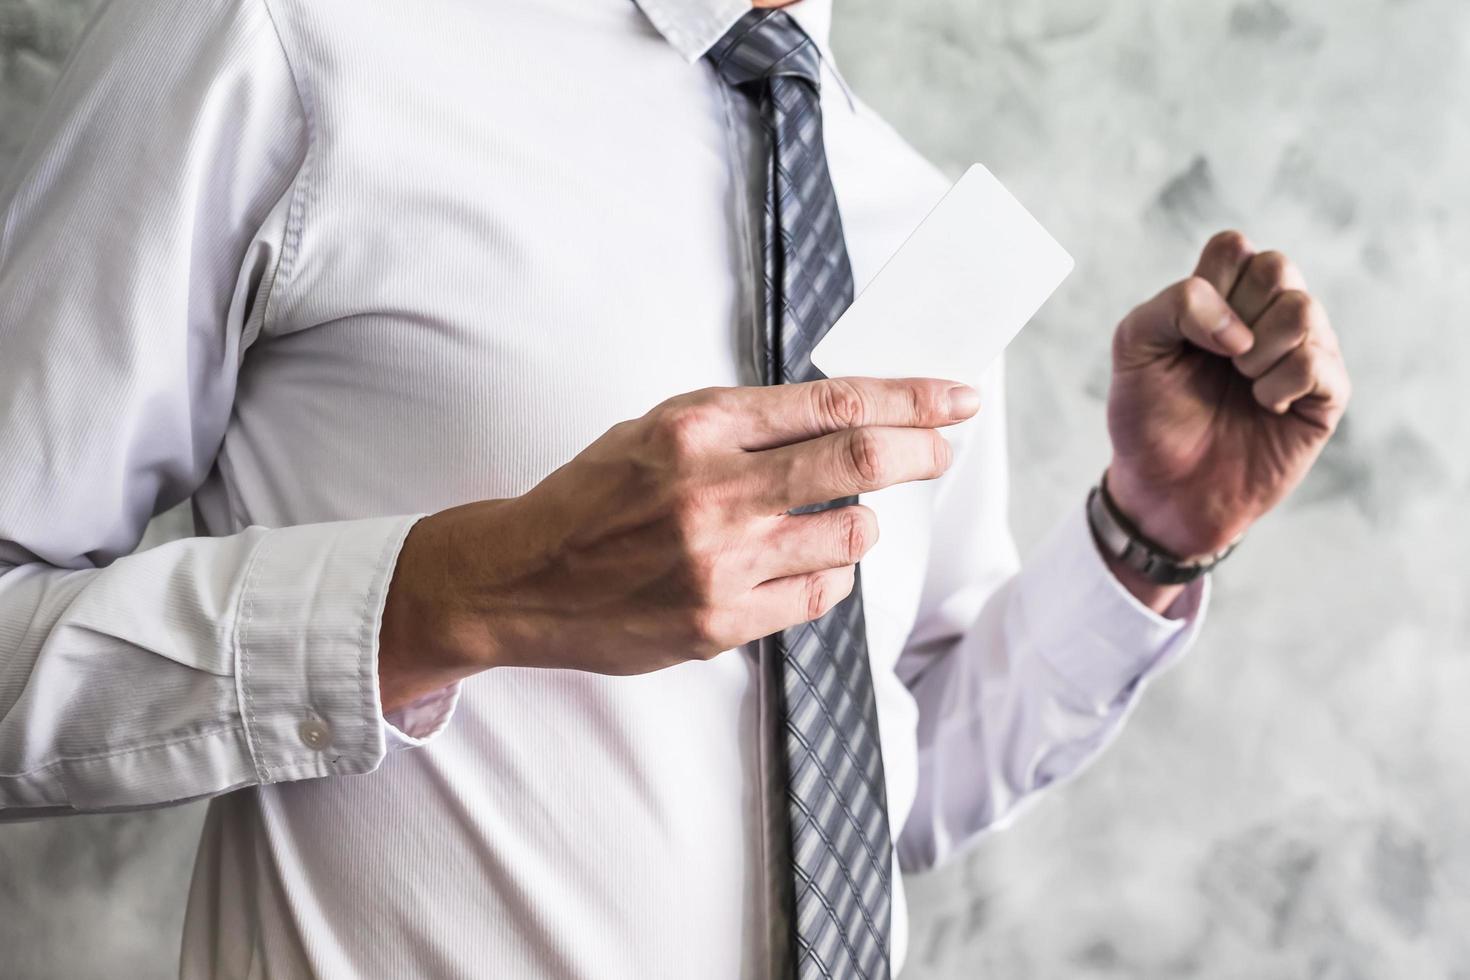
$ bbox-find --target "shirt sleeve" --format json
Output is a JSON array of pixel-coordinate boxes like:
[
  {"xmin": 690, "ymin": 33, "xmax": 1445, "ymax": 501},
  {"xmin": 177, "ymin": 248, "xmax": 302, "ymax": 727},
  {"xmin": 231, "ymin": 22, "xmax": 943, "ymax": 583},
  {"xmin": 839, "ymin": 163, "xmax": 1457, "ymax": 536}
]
[
  {"xmin": 0, "ymin": 0, "xmax": 449, "ymax": 818},
  {"xmin": 893, "ymin": 357, "xmax": 1209, "ymax": 871}
]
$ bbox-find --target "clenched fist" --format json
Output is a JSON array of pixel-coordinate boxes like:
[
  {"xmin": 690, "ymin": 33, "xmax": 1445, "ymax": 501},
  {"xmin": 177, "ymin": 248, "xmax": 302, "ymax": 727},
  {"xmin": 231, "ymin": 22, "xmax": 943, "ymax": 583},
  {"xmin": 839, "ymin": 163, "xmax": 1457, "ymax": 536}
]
[
  {"xmin": 378, "ymin": 377, "xmax": 979, "ymax": 710},
  {"xmin": 1106, "ymin": 231, "xmax": 1352, "ymax": 583}
]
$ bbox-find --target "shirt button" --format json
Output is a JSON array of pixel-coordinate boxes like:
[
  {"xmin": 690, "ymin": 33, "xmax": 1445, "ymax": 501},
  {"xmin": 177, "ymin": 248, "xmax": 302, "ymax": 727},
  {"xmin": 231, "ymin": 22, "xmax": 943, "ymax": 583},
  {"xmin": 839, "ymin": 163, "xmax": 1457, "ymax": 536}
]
[{"xmin": 299, "ymin": 719, "xmax": 332, "ymax": 751}]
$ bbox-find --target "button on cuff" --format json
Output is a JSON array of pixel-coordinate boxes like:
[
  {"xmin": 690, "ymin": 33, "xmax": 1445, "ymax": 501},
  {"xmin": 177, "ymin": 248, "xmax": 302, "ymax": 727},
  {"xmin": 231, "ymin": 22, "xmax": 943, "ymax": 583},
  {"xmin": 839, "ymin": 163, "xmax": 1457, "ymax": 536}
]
[
  {"xmin": 233, "ymin": 513, "xmax": 427, "ymax": 785},
  {"xmin": 298, "ymin": 718, "xmax": 332, "ymax": 751}
]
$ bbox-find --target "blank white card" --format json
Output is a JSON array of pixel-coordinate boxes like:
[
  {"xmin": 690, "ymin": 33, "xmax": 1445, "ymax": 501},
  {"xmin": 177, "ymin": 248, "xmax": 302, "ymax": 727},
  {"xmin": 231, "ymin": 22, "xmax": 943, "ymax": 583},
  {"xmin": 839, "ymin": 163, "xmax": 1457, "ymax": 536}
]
[{"xmin": 811, "ymin": 164, "xmax": 1074, "ymax": 391}]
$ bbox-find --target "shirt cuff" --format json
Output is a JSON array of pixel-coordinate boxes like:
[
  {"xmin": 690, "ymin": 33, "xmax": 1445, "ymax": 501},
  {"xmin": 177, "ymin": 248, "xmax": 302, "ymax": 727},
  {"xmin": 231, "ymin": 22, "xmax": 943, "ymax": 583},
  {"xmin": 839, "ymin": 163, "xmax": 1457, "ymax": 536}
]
[
  {"xmin": 233, "ymin": 513, "xmax": 430, "ymax": 785},
  {"xmin": 1017, "ymin": 501, "xmax": 1210, "ymax": 715}
]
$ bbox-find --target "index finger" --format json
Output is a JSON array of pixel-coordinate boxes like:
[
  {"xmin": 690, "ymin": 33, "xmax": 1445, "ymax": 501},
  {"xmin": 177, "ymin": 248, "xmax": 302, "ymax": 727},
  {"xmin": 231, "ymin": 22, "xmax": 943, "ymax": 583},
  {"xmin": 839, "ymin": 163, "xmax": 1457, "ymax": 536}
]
[
  {"xmin": 1193, "ymin": 229, "xmax": 1256, "ymax": 300},
  {"xmin": 724, "ymin": 377, "xmax": 980, "ymax": 451}
]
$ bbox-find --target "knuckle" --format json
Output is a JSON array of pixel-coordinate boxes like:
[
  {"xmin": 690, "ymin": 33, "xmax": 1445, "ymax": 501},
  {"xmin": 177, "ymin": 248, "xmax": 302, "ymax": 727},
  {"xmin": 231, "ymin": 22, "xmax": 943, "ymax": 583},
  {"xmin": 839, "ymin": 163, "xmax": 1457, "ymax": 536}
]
[
  {"xmin": 930, "ymin": 431, "xmax": 954, "ymax": 475},
  {"xmin": 689, "ymin": 385, "xmax": 728, "ymax": 403},
  {"xmin": 688, "ymin": 386, "xmax": 736, "ymax": 417},
  {"xmin": 798, "ymin": 567, "xmax": 856, "ymax": 623},
  {"xmin": 907, "ymin": 383, "xmax": 926, "ymax": 423},
  {"xmin": 1296, "ymin": 345, "xmax": 1324, "ymax": 380},
  {"xmin": 899, "ymin": 382, "xmax": 923, "ymax": 426},
  {"xmin": 1112, "ymin": 313, "xmax": 1138, "ymax": 359},
  {"xmin": 1208, "ymin": 229, "xmax": 1250, "ymax": 256},
  {"xmin": 1176, "ymin": 276, "xmax": 1215, "ymax": 313},
  {"xmin": 1276, "ymin": 289, "xmax": 1315, "ymax": 324},
  {"xmin": 1251, "ymin": 250, "xmax": 1291, "ymax": 287},
  {"xmin": 830, "ymin": 567, "xmax": 858, "ymax": 608},
  {"xmin": 687, "ymin": 606, "xmax": 728, "ymax": 652},
  {"xmin": 839, "ymin": 507, "xmax": 872, "ymax": 561},
  {"xmin": 1252, "ymin": 373, "xmax": 1287, "ymax": 408},
  {"xmin": 1282, "ymin": 319, "xmax": 1311, "ymax": 351},
  {"xmin": 905, "ymin": 381, "xmax": 942, "ymax": 424},
  {"xmin": 801, "ymin": 572, "xmax": 832, "ymax": 622},
  {"xmin": 815, "ymin": 378, "xmax": 868, "ymax": 430},
  {"xmin": 845, "ymin": 427, "xmax": 885, "ymax": 486},
  {"xmin": 717, "ymin": 387, "xmax": 749, "ymax": 416},
  {"xmin": 651, "ymin": 402, "xmax": 715, "ymax": 456}
]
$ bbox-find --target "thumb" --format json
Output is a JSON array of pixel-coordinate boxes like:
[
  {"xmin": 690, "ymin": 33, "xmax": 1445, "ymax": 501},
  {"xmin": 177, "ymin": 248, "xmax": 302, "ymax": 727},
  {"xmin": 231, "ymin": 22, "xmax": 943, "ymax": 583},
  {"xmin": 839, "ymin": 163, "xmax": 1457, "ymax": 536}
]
[{"xmin": 1119, "ymin": 277, "xmax": 1256, "ymax": 362}]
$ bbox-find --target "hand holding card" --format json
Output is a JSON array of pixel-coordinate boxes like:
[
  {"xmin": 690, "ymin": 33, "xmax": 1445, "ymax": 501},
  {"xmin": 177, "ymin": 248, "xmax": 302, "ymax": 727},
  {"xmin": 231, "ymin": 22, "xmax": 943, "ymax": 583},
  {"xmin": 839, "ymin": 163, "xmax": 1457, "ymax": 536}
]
[{"xmin": 811, "ymin": 164, "xmax": 1074, "ymax": 394}]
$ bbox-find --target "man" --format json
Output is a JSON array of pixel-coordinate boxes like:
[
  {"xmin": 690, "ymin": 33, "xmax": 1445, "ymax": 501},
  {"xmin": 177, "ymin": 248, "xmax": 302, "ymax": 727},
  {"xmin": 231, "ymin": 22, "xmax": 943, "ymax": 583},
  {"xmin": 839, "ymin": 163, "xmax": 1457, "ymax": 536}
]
[{"xmin": 0, "ymin": 0, "xmax": 1348, "ymax": 976}]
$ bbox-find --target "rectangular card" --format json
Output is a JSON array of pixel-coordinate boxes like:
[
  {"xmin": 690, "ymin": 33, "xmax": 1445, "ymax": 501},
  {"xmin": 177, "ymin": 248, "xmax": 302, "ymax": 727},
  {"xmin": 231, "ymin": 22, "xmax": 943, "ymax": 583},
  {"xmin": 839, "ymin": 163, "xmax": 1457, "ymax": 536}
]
[{"xmin": 811, "ymin": 164, "xmax": 1074, "ymax": 391}]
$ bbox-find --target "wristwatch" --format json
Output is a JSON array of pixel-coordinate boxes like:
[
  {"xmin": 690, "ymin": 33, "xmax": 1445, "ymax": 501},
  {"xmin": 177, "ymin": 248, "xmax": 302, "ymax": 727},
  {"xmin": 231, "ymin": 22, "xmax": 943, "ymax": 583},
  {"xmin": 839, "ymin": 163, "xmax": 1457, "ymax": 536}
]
[{"xmin": 1086, "ymin": 473, "xmax": 1240, "ymax": 585}]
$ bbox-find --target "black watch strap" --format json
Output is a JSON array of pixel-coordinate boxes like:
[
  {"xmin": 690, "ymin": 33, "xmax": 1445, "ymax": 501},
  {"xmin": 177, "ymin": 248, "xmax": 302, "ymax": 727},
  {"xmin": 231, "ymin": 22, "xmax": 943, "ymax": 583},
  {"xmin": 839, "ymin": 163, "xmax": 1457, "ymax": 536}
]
[{"xmin": 1086, "ymin": 474, "xmax": 1240, "ymax": 586}]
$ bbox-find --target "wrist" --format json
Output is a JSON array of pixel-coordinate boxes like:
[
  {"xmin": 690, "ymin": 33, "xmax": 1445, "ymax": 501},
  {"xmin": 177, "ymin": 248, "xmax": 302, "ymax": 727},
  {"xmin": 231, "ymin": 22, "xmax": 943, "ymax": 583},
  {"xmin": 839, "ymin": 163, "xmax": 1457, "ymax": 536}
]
[
  {"xmin": 378, "ymin": 505, "xmax": 502, "ymax": 714},
  {"xmin": 1087, "ymin": 468, "xmax": 1240, "ymax": 611},
  {"xmin": 1098, "ymin": 547, "xmax": 1188, "ymax": 617},
  {"xmin": 1104, "ymin": 462, "xmax": 1244, "ymax": 560}
]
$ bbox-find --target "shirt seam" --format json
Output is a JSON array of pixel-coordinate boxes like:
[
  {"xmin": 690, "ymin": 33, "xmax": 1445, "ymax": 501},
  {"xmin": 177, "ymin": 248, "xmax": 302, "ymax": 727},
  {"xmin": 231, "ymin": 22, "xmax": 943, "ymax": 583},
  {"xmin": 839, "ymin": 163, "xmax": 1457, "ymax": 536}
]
[
  {"xmin": 0, "ymin": 724, "xmax": 241, "ymax": 779},
  {"xmin": 255, "ymin": 0, "xmax": 316, "ymax": 326},
  {"xmin": 233, "ymin": 527, "xmax": 275, "ymax": 783},
  {"xmin": 2, "ymin": 728, "xmax": 238, "ymax": 780}
]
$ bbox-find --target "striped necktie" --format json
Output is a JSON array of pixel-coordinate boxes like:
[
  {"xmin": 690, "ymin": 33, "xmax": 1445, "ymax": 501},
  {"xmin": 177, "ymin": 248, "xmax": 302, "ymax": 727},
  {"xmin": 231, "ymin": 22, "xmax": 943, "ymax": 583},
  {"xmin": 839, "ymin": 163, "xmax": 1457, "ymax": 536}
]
[{"xmin": 708, "ymin": 12, "xmax": 893, "ymax": 979}]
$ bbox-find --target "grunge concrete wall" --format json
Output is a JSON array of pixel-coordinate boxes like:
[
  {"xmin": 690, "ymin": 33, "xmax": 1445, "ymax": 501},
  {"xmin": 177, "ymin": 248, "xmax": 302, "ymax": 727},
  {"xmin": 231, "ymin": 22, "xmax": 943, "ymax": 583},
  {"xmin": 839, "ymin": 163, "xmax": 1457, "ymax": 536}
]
[{"xmin": 2, "ymin": 1, "xmax": 1467, "ymax": 976}]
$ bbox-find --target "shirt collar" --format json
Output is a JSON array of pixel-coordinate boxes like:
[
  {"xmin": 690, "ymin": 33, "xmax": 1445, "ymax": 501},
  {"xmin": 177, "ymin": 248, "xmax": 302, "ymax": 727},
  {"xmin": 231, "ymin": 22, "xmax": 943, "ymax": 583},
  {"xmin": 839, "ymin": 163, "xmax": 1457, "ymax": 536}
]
[{"xmin": 635, "ymin": 0, "xmax": 856, "ymax": 107}]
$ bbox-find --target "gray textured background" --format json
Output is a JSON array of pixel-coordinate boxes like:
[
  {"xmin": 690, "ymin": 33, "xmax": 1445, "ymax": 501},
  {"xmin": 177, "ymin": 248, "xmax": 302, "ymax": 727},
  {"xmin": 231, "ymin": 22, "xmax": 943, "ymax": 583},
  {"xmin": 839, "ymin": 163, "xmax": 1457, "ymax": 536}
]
[{"xmin": 2, "ymin": 0, "xmax": 1467, "ymax": 977}]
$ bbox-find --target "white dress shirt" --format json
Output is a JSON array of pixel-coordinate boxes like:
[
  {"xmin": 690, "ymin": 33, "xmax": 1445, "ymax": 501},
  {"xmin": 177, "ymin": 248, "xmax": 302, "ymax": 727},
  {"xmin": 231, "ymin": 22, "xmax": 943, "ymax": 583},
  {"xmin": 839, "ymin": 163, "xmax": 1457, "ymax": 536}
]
[{"xmin": 0, "ymin": 0, "xmax": 1207, "ymax": 975}]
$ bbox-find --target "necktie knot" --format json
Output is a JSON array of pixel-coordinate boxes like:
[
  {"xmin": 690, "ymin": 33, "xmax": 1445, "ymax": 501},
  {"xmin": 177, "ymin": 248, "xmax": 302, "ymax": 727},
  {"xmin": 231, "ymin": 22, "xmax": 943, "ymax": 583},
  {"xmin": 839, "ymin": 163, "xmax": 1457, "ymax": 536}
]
[{"xmin": 706, "ymin": 10, "xmax": 822, "ymax": 91}]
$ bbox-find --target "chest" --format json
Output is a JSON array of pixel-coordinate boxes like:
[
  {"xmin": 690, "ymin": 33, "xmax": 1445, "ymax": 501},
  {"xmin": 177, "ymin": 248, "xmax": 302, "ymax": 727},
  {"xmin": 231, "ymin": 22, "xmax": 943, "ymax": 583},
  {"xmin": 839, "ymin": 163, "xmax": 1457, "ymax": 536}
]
[
  {"xmin": 256, "ymin": 1, "xmax": 744, "ymax": 447},
  {"xmin": 233, "ymin": 0, "xmax": 951, "ymax": 627}
]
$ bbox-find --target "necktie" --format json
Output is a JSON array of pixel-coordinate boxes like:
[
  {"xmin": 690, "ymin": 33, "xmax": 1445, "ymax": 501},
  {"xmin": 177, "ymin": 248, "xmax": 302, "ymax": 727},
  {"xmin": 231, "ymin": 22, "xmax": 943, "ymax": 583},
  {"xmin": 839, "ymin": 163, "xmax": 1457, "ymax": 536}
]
[{"xmin": 707, "ymin": 13, "xmax": 893, "ymax": 979}]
